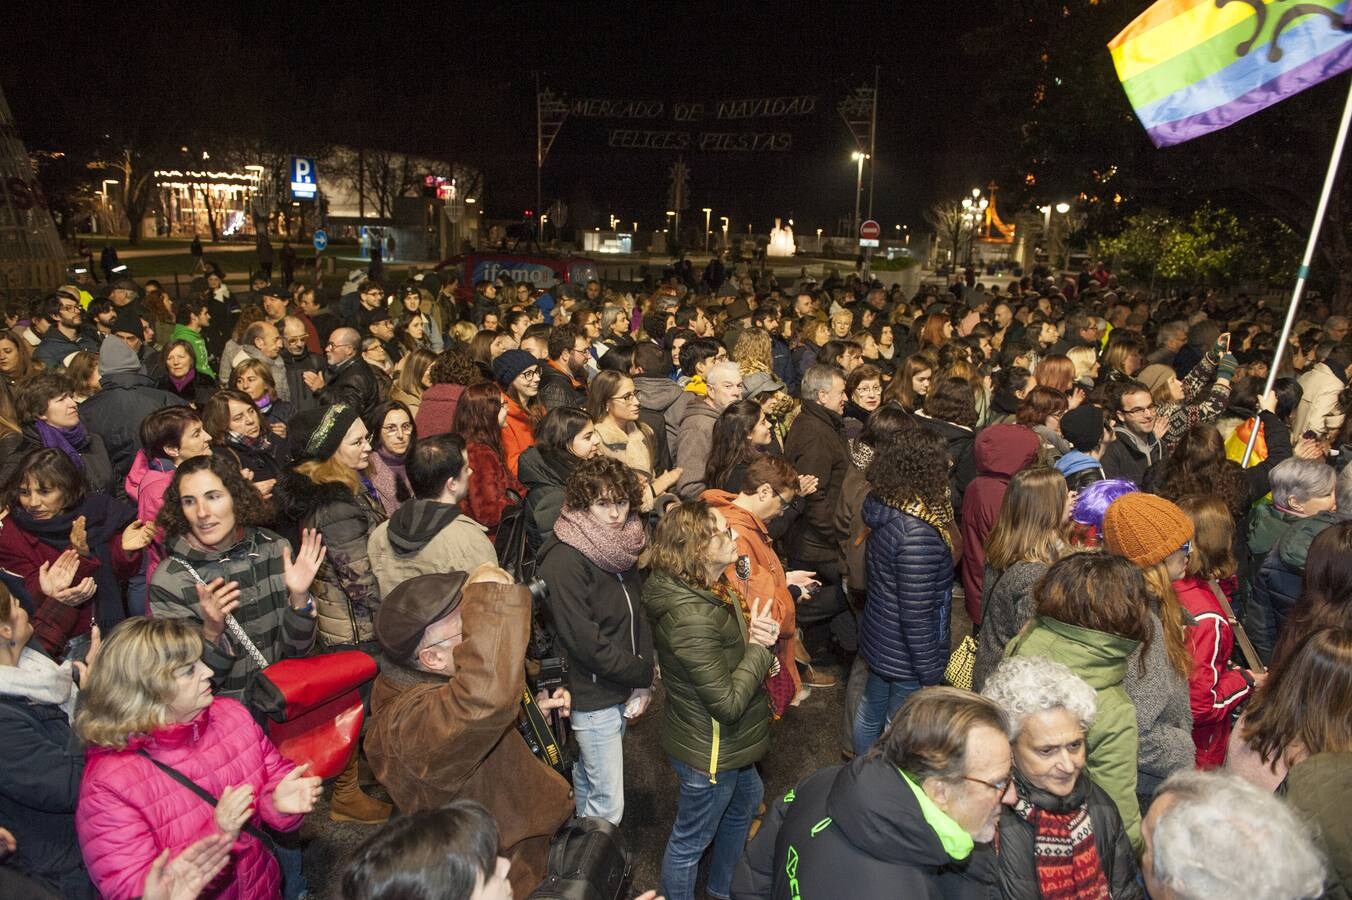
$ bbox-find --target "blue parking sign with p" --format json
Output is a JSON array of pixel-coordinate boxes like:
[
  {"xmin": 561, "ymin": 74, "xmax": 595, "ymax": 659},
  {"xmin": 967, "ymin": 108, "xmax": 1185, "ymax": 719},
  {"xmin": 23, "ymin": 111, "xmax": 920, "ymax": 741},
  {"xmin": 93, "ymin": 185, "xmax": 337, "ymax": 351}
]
[{"xmin": 290, "ymin": 157, "xmax": 317, "ymax": 200}]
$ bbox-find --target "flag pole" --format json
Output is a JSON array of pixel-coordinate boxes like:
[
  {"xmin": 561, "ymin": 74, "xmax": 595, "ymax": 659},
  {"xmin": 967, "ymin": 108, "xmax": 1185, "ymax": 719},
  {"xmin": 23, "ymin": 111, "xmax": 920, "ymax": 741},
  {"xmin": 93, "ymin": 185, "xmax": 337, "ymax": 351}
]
[{"xmin": 1242, "ymin": 74, "xmax": 1352, "ymax": 467}]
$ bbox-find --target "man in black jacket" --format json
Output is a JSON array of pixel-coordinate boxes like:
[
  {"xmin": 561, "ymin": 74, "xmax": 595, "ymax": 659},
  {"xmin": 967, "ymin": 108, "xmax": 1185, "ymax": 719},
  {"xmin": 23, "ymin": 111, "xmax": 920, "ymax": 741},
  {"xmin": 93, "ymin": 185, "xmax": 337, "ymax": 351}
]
[
  {"xmin": 733, "ymin": 687, "xmax": 1012, "ymax": 899},
  {"xmin": 1100, "ymin": 381, "xmax": 1164, "ymax": 483},
  {"xmin": 307, "ymin": 326, "xmax": 383, "ymax": 415},
  {"xmin": 281, "ymin": 315, "xmax": 325, "ymax": 414},
  {"xmin": 784, "ymin": 364, "xmax": 852, "ymax": 669},
  {"xmin": 81, "ymin": 336, "xmax": 186, "ymax": 497}
]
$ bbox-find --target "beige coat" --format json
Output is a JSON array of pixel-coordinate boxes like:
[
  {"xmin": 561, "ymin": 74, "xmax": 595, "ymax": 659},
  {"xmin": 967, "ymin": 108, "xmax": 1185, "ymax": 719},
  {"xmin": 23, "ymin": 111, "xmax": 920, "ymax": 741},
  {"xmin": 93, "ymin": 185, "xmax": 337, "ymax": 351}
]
[
  {"xmin": 367, "ymin": 513, "xmax": 497, "ymax": 598},
  {"xmin": 1292, "ymin": 362, "xmax": 1346, "ymax": 438}
]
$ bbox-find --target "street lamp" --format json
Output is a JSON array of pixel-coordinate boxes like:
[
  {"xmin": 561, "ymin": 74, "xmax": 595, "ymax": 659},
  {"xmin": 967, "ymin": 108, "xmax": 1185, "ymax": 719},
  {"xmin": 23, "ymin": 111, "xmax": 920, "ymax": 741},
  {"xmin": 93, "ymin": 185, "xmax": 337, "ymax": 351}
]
[
  {"xmin": 702, "ymin": 207, "xmax": 713, "ymax": 252},
  {"xmin": 851, "ymin": 151, "xmax": 869, "ymax": 235},
  {"xmin": 816, "ymin": 227, "xmax": 823, "ymax": 250},
  {"xmin": 719, "ymin": 216, "xmax": 729, "ymax": 248}
]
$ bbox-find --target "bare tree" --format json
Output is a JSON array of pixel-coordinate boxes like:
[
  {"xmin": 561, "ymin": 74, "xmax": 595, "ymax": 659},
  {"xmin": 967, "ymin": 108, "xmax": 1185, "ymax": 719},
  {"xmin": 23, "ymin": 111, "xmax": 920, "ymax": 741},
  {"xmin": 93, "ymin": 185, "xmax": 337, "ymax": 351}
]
[{"xmin": 926, "ymin": 198, "xmax": 971, "ymax": 265}]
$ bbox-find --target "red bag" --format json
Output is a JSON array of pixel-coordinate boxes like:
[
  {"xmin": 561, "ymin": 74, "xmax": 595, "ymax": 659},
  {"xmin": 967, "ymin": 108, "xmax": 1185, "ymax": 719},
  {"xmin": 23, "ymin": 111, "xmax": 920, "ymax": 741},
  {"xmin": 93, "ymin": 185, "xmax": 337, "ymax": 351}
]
[
  {"xmin": 171, "ymin": 556, "xmax": 377, "ymax": 779},
  {"xmin": 249, "ymin": 652, "xmax": 376, "ymax": 779}
]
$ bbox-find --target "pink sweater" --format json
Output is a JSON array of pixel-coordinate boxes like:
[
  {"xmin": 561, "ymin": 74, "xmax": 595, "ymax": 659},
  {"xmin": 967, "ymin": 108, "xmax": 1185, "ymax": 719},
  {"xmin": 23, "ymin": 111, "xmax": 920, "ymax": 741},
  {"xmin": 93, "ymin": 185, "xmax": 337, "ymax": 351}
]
[
  {"xmin": 124, "ymin": 449, "xmax": 175, "ymax": 581},
  {"xmin": 76, "ymin": 698, "xmax": 303, "ymax": 900}
]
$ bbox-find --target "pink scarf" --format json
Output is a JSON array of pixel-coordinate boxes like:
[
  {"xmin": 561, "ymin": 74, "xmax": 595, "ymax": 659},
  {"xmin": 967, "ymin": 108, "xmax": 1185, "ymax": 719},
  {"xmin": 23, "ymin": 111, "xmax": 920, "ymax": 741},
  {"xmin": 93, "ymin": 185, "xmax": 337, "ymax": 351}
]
[{"xmin": 553, "ymin": 506, "xmax": 644, "ymax": 573}]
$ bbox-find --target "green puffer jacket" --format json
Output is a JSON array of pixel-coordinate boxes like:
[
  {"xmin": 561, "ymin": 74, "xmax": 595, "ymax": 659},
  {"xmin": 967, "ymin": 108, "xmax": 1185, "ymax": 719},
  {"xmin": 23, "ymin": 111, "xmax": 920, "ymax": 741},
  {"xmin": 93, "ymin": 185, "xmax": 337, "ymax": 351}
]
[
  {"xmin": 1008, "ymin": 616, "xmax": 1143, "ymax": 852},
  {"xmin": 642, "ymin": 570, "xmax": 772, "ymax": 779}
]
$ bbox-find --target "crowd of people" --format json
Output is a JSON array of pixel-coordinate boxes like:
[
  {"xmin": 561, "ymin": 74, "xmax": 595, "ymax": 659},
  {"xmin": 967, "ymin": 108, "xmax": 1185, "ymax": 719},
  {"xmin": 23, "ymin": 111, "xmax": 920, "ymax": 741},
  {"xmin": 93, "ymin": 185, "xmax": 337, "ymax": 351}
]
[{"xmin": 0, "ymin": 252, "xmax": 1348, "ymax": 900}]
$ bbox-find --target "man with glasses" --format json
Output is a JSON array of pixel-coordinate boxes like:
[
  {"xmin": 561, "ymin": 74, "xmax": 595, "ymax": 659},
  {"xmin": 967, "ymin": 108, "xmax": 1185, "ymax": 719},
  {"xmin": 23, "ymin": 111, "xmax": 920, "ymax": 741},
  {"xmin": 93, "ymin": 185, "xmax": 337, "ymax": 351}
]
[
  {"xmin": 280, "ymin": 315, "xmax": 324, "ymax": 413},
  {"xmin": 734, "ymin": 688, "xmax": 1013, "ymax": 897},
  {"xmin": 705, "ymin": 454, "xmax": 820, "ymax": 707},
  {"xmin": 33, "ymin": 288, "xmax": 99, "ymax": 369},
  {"xmin": 538, "ymin": 323, "xmax": 588, "ymax": 411},
  {"xmin": 675, "ymin": 360, "xmax": 745, "ymax": 499},
  {"xmin": 305, "ymin": 326, "xmax": 382, "ymax": 414},
  {"xmin": 1101, "ymin": 380, "xmax": 1165, "ymax": 482}
]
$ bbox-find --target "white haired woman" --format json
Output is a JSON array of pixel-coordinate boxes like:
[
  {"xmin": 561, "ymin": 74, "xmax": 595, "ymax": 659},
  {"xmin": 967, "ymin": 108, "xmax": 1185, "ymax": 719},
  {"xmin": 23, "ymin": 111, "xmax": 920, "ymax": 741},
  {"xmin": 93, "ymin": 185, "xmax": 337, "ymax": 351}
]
[{"xmin": 982, "ymin": 656, "xmax": 1142, "ymax": 899}]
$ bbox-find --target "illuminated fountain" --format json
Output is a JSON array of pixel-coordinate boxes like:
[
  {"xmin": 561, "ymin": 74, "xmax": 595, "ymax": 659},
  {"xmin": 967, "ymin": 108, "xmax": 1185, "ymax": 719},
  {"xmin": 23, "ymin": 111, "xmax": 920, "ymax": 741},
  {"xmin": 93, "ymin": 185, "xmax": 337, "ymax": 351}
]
[{"xmin": 767, "ymin": 217, "xmax": 797, "ymax": 257}]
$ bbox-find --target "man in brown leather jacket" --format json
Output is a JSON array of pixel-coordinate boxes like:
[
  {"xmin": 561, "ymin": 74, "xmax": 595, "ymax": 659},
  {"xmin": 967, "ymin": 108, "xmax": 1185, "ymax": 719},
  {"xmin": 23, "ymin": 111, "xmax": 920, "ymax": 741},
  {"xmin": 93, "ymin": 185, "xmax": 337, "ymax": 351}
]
[{"xmin": 365, "ymin": 565, "xmax": 573, "ymax": 896}]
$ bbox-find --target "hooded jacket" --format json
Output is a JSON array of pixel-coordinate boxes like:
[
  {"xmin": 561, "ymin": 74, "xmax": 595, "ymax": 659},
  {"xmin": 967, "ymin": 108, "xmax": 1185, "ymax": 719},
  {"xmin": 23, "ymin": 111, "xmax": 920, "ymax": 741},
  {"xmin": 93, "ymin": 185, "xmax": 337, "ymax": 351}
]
[
  {"xmin": 996, "ymin": 769, "xmax": 1142, "ymax": 900},
  {"xmin": 517, "ymin": 446, "xmax": 577, "ymax": 553},
  {"xmin": 1100, "ymin": 426, "xmax": 1162, "ymax": 483},
  {"xmin": 81, "ymin": 337, "xmax": 186, "ymax": 496},
  {"xmin": 675, "ymin": 396, "xmax": 721, "ymax": 499},
  {"xmin": 0, "ymin": 650, "xmax": 91, "ymax": 898},
  {"xmin": 76, "ymin": 698, "xmax": 303, "ymax": 900},
  {"xmin": 960, "ymin": 425, "xmax": 1040, "ymax": 625},
  {"xmin": 32, "ymin": 326, "xmax": 98, "ymax": 370},
  {"xmin": 642, "ymin": 569, "xmax": 772, "ymax": 777},
  {"xmin": 273, "ymin": 470, "xmax": 387, "ymax": 646},
  {"xmin": 1251, "ymin": 510, "xmax": 1340, "ymax": 662},
  {"xmin": 367, "ymin": 498, "xmax": 496, "ymax": 598},
  {"xmin": 365, "ymin": 581, "xmax": 573, "ymax": 899},
  {"xmin": 1008, "ymin": 617, "xmax": 1143, "ymax": 850},
  {"xmin": 732, "ymin": 754, "xmax": 1000, "ymax": 900},
  {"xmin": 859, "ymin": 493, "xmax": 954, "ymax": 685},
  {"xmin": 1174, "ymin": 577, "xmax": 1251, "ymax": 768},
  {"xmin": 634, "ymin": 375, "xmax": 683, "ymax": 472},
  {"xmin": 414, "ymin": 381, "xmax": 465, "ymax": 438}
]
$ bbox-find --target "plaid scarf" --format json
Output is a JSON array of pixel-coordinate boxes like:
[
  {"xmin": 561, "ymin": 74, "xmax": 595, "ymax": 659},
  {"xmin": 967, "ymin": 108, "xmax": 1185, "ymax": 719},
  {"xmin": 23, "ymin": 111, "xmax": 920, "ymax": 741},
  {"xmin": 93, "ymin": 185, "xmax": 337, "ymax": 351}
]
[{"xmin": 1012, "ymin": 793, "xmax": 1110, "ymax": 900}]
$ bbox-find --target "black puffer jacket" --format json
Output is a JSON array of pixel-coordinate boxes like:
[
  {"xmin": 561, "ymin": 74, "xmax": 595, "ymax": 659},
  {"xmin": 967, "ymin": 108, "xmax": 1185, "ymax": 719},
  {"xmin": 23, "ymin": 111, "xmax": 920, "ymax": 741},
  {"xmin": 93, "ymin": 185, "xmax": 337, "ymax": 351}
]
[
  {"xmin": 317, "ymin": 356, "xmax": 384, "ymax": 415},
  {"xmin": 536, "ymin": 537, "xmax": 652, "ymax": 712},
  {"xmin": 995, "ymin": 770, "xmax": 1142, "ymax": 900},
  {"xmin": 733, "ymin": 754, "xmax": 1000, "ymax": 899},
  {"xmin": 274, "ymin": 470, "xmax": 386, "ymax": 647},
  {"xmin": 0, "ymin": 691, "xmax": 93, "ymax": 898}
]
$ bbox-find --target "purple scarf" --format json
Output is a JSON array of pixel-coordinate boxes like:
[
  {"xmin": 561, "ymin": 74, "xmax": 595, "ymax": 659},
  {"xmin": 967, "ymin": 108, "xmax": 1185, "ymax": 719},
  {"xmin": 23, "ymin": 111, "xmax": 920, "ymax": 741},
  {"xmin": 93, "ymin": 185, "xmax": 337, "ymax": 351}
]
[
  {"xmin": 169, "ymin": 371, "xmax": 196, "ymax": 393},
  {"xmin": 553, "ymin": 506, "xmax": 645, "ymax": 574},
  {"xmin": 34, "ymin": 420, "xmax": 87, "ymax": 470}
]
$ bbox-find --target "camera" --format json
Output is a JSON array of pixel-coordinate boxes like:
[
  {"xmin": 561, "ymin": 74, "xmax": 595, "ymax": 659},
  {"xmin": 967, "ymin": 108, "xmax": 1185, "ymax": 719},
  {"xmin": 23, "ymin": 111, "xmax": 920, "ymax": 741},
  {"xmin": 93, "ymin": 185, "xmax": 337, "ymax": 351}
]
[
  {"xmin": 527, "ymin": 577, "xmax": 550, "ymax": 606},
  {"xmin": 536, "ymin": 654, "xmax": 568, "ymax": 693}
]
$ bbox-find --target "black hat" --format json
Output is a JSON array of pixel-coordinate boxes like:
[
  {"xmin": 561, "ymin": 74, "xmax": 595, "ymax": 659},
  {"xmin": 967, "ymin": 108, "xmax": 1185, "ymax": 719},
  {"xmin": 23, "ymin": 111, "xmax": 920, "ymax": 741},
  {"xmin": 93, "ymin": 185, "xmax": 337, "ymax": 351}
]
[
  {"xmin": 289, "ymin": 404, "xmax": 362, "ymax": 463},
  {"xmin": 1061, "ymin": 404, "xmax": 1107, "ymax": 453},
  {"xmin": 260, "ymin": 283, "xmax": 287, "ymax": 299},
  {"xmin": 375, "ymin": 572, "xmax": 471, "ymax": 661},
  {"xmin": 111, "ymin": 308, "xmax": 144, "ymax": 337},
  {"xmin": 359, "ymin": 306, "xmax": 392, "ymax": 330}
]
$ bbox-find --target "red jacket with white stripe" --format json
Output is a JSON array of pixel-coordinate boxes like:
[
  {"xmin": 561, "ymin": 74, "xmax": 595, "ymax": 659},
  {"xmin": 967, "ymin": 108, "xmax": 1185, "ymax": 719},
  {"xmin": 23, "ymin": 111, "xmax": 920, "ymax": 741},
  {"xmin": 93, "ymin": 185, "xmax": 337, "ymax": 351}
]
[{"xmin": 1174, "ymin": 576, "xmax": 1252, "ymax": 768}]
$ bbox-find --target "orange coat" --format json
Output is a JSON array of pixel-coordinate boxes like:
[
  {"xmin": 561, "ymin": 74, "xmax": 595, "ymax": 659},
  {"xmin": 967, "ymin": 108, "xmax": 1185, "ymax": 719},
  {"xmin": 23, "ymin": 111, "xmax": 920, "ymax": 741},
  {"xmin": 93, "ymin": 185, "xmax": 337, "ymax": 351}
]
[
  {"xmin": 704, "ymin": 489, "xmax": 801, "ymax": 697},
  {"xmin": 501, "ymin": 393, "xmax": 538, "ymax": 477}
]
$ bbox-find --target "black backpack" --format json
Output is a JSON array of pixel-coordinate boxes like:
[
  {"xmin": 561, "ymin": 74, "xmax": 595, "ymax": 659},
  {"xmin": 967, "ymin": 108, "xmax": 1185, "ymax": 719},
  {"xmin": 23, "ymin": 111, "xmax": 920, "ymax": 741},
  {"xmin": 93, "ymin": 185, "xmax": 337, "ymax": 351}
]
[{"xmin": 529, "ymin": 816, "xmax": 633, "ymax": 900}]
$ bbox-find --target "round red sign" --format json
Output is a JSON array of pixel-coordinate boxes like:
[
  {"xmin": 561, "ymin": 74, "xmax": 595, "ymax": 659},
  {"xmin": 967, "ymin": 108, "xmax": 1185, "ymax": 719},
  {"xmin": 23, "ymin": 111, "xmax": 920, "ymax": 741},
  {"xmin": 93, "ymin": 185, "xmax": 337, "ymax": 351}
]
[{"xmin": 859, "ymin": 219, "xmax": 881, "ymax": 240}]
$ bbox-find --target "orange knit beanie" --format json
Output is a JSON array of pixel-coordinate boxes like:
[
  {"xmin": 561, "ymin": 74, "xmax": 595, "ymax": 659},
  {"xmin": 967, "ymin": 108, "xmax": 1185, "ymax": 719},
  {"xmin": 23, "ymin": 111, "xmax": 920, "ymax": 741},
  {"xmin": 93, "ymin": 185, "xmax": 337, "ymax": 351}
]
[{"xmin": 1102, "ymin": 492, "xmax": 1194, "ymax": 569}]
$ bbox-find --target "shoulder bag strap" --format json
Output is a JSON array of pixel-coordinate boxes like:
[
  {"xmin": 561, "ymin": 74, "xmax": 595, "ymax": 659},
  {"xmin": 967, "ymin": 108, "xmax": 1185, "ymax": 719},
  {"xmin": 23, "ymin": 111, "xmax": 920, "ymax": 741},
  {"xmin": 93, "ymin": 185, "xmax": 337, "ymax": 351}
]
[
  {"xmin": 1207, "ymin": 579, "xmax": 1265, "ymax": 673},
  {"xmin": 171, "ymin": 556, "xmax": 270, "ymax": 671},
  {"xmin": 135, "ymin": 749, "xmax": 278, "ymax": 856}
]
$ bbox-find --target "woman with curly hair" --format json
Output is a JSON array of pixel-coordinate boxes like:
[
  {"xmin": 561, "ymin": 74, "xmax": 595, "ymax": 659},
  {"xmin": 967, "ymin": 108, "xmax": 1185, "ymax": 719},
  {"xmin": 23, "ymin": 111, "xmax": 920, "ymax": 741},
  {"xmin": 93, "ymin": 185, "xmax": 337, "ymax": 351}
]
[
  {"xmin": 148, "ymin": 454, "xmax": 316, "ymax": 701},
  {"xmin": 852, "ymin": 427, "xmax": 958, "ymax": 754},
  {"xmin": 732, "ymin": 328, "xmax": 773, "ymax": 376},
  {"xmin": 537, "ymin": 456, "xmax": 652, "ymax": 824},
  {"xmin": 1144, "ymin": 418, "xmax": 1291, "ymax": 526},
  {"xmin": 414, "ymin": 347, "xmax": 482, "ymax": 439}
]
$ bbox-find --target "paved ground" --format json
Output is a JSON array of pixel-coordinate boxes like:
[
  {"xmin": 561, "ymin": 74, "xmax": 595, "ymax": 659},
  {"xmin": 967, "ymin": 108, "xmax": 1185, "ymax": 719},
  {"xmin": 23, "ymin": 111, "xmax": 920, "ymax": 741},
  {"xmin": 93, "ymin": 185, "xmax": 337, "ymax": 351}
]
[{"xmin": 300, "ymin": 601, "xmax": 973, "ymax": 898}]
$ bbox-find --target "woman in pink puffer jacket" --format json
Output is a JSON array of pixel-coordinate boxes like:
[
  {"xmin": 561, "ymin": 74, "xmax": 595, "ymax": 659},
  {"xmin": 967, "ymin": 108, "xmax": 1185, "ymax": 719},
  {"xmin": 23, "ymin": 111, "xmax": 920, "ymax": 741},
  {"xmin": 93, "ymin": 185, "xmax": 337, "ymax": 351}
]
[{"xmin": 75, "ymin": 618, "xmax": 321, "ymax": 900}]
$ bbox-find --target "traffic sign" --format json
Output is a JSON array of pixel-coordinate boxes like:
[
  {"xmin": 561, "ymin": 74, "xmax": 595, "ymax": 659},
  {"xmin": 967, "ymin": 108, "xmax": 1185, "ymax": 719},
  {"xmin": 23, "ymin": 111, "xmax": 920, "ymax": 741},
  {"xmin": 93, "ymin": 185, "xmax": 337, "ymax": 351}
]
[
  {"xmin": 858, "ymin": 238, "xmax": 880, "ymax": 248},
  {"xmin": 290, "ymin": 157, "xmax": 318, "ymax": 200},
  {"xmin": 859, "ymin": 219, "xmax": 881, "ymax": 241},
  {"xmin": 312, "ymin": 229, "xmax": 328, "ymax": 252}
]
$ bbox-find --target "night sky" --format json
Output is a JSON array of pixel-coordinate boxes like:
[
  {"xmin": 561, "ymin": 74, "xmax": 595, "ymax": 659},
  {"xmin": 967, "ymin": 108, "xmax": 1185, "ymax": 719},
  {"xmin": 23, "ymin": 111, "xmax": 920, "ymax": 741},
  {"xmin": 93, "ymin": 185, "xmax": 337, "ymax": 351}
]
[{"xmin": 4, "ymin": 3, "xmax": 1082, "ymax": 236}]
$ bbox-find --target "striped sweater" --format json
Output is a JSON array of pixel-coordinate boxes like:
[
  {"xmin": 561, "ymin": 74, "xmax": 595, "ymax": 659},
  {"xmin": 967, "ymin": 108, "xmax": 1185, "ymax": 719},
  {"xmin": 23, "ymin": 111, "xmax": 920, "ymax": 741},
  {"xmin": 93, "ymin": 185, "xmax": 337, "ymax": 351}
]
[{"xmin": 149, "ymin": 528, "xmax": 317, "ymax": 700}]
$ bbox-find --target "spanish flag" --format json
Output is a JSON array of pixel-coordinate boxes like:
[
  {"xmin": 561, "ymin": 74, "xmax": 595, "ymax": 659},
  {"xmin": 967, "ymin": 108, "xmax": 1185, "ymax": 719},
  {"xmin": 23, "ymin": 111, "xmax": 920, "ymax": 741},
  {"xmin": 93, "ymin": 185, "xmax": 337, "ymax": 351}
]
[{"xmin": 1111, "ymin": 0, "xmax": 1352, "ymax": 147}]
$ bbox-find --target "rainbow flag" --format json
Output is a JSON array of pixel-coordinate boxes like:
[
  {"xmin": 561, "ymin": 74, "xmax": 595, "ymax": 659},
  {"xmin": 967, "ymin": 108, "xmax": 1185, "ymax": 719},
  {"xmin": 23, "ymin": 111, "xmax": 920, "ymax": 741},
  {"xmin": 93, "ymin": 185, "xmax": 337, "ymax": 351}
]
[{"xmin": 1111, "ymin": 0, "xmax": 1352, "ymax": 147}]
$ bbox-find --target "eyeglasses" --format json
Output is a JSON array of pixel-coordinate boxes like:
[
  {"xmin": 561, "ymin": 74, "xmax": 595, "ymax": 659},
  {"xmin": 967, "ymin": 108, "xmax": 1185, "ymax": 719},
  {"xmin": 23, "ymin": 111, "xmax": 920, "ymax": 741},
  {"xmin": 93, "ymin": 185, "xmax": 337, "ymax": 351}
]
[
  {"xmin": 775, "ymin": 492, "xmax": 795, "ymax": 510},
  {"xmin": 961, "ymin": 772, "xmax": 1012, "ymax": 795},
  {"xmin": 1124, "ymin": 403, "xmax": 1156, "ymax": 416},
  {"xmin": 1179, "ymin": 541, "xmax": 1192, "ymax": 557},
  {"xmin": 284, "ymin": 334, "xmax": 308, "ymax": 343},
  {"xmin": 611, "ymin": 391, "xmax": 638, "ymax": 403},
  {"xmin": 383, "ymin": 422, "xmax": 414, "ymax": 434},
  {"xmin": 519, "ymin": 369, "xmax": 542, "ymax": 381}
]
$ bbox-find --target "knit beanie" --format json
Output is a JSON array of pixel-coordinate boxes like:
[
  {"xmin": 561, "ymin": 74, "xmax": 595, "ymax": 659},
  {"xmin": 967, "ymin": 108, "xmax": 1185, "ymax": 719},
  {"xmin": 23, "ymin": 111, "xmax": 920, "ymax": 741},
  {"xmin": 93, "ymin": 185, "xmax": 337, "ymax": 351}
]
[
  {"xmin": 289, "ymin": 403, "xmax": 361, "ymax": 463},
  {"xmin": 1102, "ymin": 492, "xmax": 1194, "ymax": 568},
  {"xmin": 1061, "ymin": 405, "xmax": 1106, "ymax": 453},
  {"xmin": 493, "ymin": 349, "xmax": 539, "ymax": 388}
]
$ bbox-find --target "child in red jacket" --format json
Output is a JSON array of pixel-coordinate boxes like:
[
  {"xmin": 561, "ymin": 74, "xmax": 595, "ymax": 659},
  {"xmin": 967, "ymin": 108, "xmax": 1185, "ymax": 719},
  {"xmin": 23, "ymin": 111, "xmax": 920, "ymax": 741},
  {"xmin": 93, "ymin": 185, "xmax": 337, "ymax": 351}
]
[{"xmin": 1175, "ymin": 496, "xmax": 1263, "ymax": 767}]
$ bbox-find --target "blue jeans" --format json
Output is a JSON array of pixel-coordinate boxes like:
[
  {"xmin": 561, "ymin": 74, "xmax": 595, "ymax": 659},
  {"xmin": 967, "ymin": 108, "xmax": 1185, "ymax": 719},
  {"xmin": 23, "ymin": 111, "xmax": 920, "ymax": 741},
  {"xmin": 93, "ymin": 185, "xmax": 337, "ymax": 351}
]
[
  {"xmin": 852, "ymin": 670, "xmax": 920, "ymax": 755},
  {"xmin": 660, "ymin": 757, "xmax": 763, "ymax": 900},
  {"xmin": 571, "ymin": 703, "xmax": 627, "ymax": 824}
]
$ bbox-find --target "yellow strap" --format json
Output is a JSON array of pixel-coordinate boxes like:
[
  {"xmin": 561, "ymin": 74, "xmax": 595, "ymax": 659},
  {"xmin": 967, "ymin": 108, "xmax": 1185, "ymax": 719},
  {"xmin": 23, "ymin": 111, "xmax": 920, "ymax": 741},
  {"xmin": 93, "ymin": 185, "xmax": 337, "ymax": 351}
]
[{"xmin": 709, "ymin": 718, "xmax": 720, "ymax": 784}]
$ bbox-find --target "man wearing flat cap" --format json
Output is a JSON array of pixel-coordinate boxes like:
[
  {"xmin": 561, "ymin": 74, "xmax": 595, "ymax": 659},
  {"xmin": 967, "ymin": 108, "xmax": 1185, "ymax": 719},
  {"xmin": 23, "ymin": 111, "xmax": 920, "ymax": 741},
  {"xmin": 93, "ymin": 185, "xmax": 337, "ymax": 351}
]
[{"xmin": 365, "ymin": 566, "xmax": 574, "ymax": 898}]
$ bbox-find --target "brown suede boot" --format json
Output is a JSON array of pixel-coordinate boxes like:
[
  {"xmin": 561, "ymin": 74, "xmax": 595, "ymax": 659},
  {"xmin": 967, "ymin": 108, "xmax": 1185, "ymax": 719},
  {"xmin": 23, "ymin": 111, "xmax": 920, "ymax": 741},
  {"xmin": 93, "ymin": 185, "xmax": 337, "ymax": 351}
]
[{"xmin": 329, "ymin": 753, "xmax": 392, "ymax": 824}]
